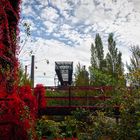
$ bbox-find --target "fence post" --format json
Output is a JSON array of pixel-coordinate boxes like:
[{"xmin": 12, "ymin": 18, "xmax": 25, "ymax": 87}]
[
  {"xmin": 69, "ymin": 86, "xmax": 71, "ymax": 107},
  {"xmin": 114, "ymin": 106, "xmax": 120, "ymax": 124},
  {"xmin": 37, "ymin": 91, "xmax": 41, "ymax": 117}
]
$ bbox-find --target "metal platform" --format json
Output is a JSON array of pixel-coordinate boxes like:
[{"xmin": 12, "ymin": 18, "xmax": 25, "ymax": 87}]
[{"xmin": 55, "ymin": 61, "xmax": 73, "ymax": 86}]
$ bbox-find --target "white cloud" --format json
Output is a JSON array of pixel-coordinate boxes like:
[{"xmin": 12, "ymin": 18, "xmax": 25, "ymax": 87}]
[
  {"xmin": 50, "ymin": 0, "xmax": 71, "ymax": 11},
  {"xmin": 75, "ymin": 3, "xmax": 94, "ymax": 20},
  {"xmin": 38, "ymin": 0, "xmax": 48, "ymax": 6},
  {"xmin": 41, "ymin": 7, "xmax": 59, "ymax": 22},
  {"xmin": 133, "ymin": 0, "xmax": 140, "ymax": 12},
  {"xmin": 44, "ymin": 20, "xmax": 57, "ymax": 33}
]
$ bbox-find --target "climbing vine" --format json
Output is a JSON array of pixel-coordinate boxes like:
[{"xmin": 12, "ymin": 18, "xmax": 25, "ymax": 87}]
[{"xmin": 0, "ymin": 0, "xmax": 41, "ymax": 139}]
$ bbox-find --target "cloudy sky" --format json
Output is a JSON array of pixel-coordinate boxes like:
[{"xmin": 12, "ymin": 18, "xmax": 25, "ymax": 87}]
[{"xmin": 19, "ymin": 0, "xmax": 140, "ymax": 86}]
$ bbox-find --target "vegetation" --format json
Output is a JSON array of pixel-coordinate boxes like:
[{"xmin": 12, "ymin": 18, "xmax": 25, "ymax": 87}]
[
  {"xmin": 0, "ymin": 0, "xmax": 140, "ymax": 139},
  {"xmin": 106, "ymin": 33, "xmax": 124, "ymax": 78},
  {"xmin": 18, "ymin": 65, "xmax": 31, "ymax": 86},
  {"xmin": 36, "ymin": 92, "xmax": 140, "ymax": 140},
  {"xmin": 91, "ymin": 33, "xmax": 104, "ymax": 70},
  {"xmin": 36, "ymin": 33, "xmax": 140, "ymax": 140},
  {"xmin": 1, "ymin": 6, "xmax": 140, "ymax": 138},
  {"xmin": 126, "ymin": 45, "xmax": 140, "ymax": 87},
  {"xmin": 89, "ymin": 33, "xmax": 125, "ymax": 87},
  {"xmin": 75, "ymin": 63, "xmax": 89, "ymax": 86}
]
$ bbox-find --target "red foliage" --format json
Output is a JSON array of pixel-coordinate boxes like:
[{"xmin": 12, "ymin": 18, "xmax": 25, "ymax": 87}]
[
  {"xmin": 0, "ymin": 86, "xmax": 38, "ymax": 139},
  {"xmin": 34, "ymin": 84, "xmax": 47, "ymax": 109},
  {"xmin": 0, "ymin": 0, "xmax": 42, "ymax": 139},
  {"xmin": 0, "ymin": 0, "xmax": 21, "ymax": 94},
  {"xmin": 0, "ymin": 0, "xmax": 39, "ymax": 138},
  {"xmin": 19, "ymin": 85, "xmax": 38, "ymax": 117}
]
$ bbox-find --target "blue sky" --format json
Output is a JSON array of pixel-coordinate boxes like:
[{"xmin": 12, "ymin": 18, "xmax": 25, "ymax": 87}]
[{"xmin": 19, "ymin": 0, "xmax": 140, "ymax": 86}]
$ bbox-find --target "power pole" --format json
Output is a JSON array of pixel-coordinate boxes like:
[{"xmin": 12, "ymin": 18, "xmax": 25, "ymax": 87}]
[{"xmin": 31, "ymin": 55, "xmax": 35, "ymax": 88}]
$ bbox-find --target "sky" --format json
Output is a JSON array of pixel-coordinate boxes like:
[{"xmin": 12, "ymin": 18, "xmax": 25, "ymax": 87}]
[{"xmin": 19, "ymin": 0, "xmax": 140, "ymax": 86}]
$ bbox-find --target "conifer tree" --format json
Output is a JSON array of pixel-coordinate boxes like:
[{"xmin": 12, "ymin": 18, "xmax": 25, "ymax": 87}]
[
  {"xmin": 91, "ymin": 43, "xmax": 97, "ymax": 68},
  {"xmin": 127, "ymin": 45, "xmax": 140, "ymax": 86},
  {"xmin": 91, "ymin": 33, "xmax": 104, "ymax": 70},
  {"xmin": 90, "ymin": 33, "xmax": 108, "ymax": 85},
  {"xmin": 106, "ymin": 33, "xmax": 124, "ymax": 79},
  {"xmin": 90, "ymin": 33, "xmax": 124, "ymax": 86}
]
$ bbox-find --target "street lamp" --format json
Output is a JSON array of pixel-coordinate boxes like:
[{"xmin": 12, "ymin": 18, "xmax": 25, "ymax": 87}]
[{"xmin": 25, "ymin": 55, "xmax": 49, "ymax": 88}]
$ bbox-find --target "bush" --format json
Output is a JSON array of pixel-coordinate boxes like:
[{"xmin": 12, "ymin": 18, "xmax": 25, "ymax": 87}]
[{"xmin": 36, "ymin": 116, "xmax": 61, "ymax": 139}]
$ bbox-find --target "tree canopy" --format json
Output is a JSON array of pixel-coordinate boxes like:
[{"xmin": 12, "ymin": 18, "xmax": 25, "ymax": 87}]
[
  {"xmin": 90, "ymin": 33, "xmax": 124, "ymax": 86},
  {"xmin": 127, "ymin": 45, "xmax": 140, "ymax": 87}
]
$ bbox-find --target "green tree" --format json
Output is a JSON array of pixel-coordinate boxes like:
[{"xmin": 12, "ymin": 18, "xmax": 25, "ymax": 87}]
[
  {"xmin": 74, "ymin": 63, "xmax": 89, "ymax": 86},
  {"xmin": 90, "ymin": 33, "xmax": 113, "ymax": 86},
  {"xmin": 91, "ymin": 33, "xmax": 104, "ymax": 70},
  {"xmin": 106, "ymin": 33, "xmax": 124, "ymax": 85},
  {"xmin": 91, "ymin": 43, "xmax": 97, "ymax": 68},
  {"xmin": 89, "ymin": 67, "xmax": 116, "ymax": 86},
  {"xmin": 127, "ymin": 45, "xmax": 140, "ymax": 87},
  {"xmin": 74, "ymin": 64, "xmax": 89, "ymax": 106},
  {"xmin": 90, "ymin": 33, "xmax": 124, "ymax": 86},
  {"xmin": 90, "ymin": 34, "xmax": 107, "ymax": 85},
  {"xmin": 18, "ymin": 65, "xmax": 31, "ymax": 86}
]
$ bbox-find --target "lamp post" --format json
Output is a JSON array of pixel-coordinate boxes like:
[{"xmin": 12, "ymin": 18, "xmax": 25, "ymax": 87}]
[
  {"xmin": 23, "ymin": 55, "xmax": 35, "ymax": 88},
  {"xmin": 25, "ymin": 65, "xmax": 28, "ymax": 82},
  {"xmin": 25, "ymin": 55, "xmax": 49, "ymax": 88},
  {"xmin": 30, "ymin": 55, "xmax": 35, "ymax": 88}
]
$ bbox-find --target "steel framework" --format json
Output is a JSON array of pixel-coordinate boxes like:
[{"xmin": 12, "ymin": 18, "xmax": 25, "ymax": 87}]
[{"xmin": 55, "ymin": 61, "xmax": 73, "ymax": 86}]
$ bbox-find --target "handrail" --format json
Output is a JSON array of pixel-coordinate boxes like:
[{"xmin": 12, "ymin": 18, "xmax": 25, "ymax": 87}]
[
  {"xmin": 44, "ymin": 105, "xmax": 120, "ymax": 108},
  {"xmin": 45, "ymin": 86, "xmax": 113, "ymax": 91},
  {"xmin": 45, "ymin": 96, "xmax": 111, "ymax": 101}
]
